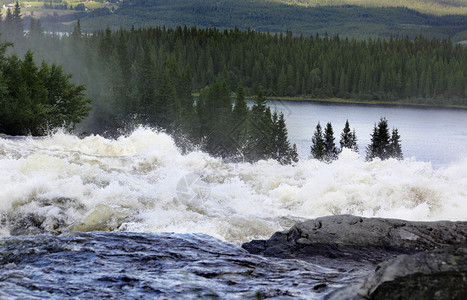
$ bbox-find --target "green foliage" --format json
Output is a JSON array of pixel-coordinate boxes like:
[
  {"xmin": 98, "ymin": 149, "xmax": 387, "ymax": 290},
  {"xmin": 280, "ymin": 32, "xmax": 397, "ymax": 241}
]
[
  {"xmin": 62, "ymin": 0, "xmax": 467, "ymax": 42},
  {"xmin": 323, "ymin": 122, "xmax": 338, "ymax": 163},
  {"xmin": 366, "ymin": 118, "xmax": 403, "ymax": 161},
  {"xmin": 340, "ymin": 119, "xmax": 358, "ymax": 153},
  {"xmin": 310, "ymin": 122, "xmax": 324, "ymax": 160},
  {"xmin": 311, "ymin": 121, "xmax": 339, "ymax": 163},
  {"xmin": 45, "ymin": 26, "xmax": 467, "ymax": 108},
  {"xmin": 0, "ymin": 43, "xmax": 90, "ymax": 135}
]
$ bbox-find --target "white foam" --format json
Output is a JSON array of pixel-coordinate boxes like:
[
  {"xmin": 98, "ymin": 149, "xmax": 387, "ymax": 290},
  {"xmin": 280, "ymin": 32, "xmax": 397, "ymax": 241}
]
[{"xmin": 0, "ymin": 127, "xmax": 466, "ymax": 243}]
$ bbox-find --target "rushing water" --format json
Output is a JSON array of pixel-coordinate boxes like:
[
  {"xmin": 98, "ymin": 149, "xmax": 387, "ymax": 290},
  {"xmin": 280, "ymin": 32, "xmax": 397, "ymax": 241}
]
[
  {"xmin": 1, "ymin": 103, "xmax": 467, "ymax": 298},
  {"xmin": 0, "ymin": 232, "xmax": 371, "ymax": 299}
]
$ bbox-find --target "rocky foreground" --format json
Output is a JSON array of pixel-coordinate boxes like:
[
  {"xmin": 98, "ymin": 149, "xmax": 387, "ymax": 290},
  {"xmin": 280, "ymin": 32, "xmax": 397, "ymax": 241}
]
[{"xmin": 242, "ymin": 215, "xmax": 467, "ymax": 299}]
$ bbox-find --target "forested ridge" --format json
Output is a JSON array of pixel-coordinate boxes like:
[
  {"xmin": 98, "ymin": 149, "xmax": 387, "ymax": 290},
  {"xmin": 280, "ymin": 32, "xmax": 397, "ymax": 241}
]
[
  {"xmin": 71, "ymin": 26, "xmax": 467, "ymax": 107},
  {"xmin": 18, "ymin": 0, "xmax": 467, "ymax": 42}
]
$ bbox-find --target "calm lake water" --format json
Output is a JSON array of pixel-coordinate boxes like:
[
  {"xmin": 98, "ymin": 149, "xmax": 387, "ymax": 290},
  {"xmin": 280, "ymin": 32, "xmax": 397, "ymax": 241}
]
[{"xmin": 266, "ymin": 100, "xmax": 467, "ymax": 167}]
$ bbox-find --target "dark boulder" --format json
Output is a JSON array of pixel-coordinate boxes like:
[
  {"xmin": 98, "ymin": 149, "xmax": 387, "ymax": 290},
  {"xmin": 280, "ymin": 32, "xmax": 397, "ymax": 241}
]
[
  {"xmin": 326, "ymin": 243, "xmax": 467, "ymax": 300},
  {"xmin": 242, "ymin": 215, "xmax": 467, "ymax": 265},
  {"xmin": 242, "ymin": 215, "xmax": 467, "ymax": 299}
]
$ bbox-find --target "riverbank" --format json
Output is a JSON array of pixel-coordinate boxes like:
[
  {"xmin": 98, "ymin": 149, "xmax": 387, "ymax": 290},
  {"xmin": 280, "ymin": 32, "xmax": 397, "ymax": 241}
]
[
  {"xmin": 192, "ymin": 93, "xmax": 467, "ymax": 110},
  {"xmin": 266, "ymin": 96, "xmax": 467, "ymax": 110}
]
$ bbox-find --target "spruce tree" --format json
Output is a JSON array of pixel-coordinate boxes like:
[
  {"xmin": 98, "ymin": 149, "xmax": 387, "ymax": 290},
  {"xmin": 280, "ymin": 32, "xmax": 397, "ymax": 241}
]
[
  {"xmin": 390, "ymin": 128, "xmax": 403, "ymax": 160},
  {"xmin": 275, "ymin": 112, "xmax": 293, "ymax": 164},
  {"xmin": 12, "ymin": 2, "xmax": 23, "ymax": 41},
  {"xmin": 366, "ymin": 124, "xmax": 379, "ymax": 161},
  {"xmin": 366, "ymin": 117, "xmax": 393, "ymax": 161},
  {"xmin": 323, "ymin": 122, "xmax": 339, "ymax": 162},
  {"xmin": 350, "ymin": 129, "xmax": 359, "ymax": 153},
  {"xmin": 310, "ymin": 122, "xmax": 325, "ymax": 161},
  {"xmin": 247, "ymin": 89, "xmax": 273, "ymax": 161},
  {"xmin": 228, "ymin": 82, "xmax": 249, "ymax": 157},
  {"xmin": 137, "ymin": 46, "xmax": 156, "ymax": 117},
  {"xmin": 340, "ymin": 119, "xmax": 352, "ymax": 149},
  {"xmin": 376, "ymin": 117, "xmax": 391, "ymax": 160},
  {"xmin": 232, "ymin": 82, "xmax": 247, "ymax": 123},
  {"xmin": 340, "ymin": 119, "xmax": 358, "ymax": 153}
]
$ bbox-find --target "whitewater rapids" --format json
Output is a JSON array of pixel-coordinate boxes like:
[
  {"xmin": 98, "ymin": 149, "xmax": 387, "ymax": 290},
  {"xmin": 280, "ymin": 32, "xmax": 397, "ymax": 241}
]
[{"xmin": 1, "ymin": 127, "xmax": 466, "ymax": 243}]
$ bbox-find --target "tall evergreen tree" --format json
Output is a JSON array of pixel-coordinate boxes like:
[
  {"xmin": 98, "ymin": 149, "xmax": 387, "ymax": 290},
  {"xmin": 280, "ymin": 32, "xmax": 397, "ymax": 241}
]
[
  {"xmin": 340, "ymin": 119, "xmax": 359, "ymax": 152},
  {"xmin": 366, "ymin": 117, "xmax": 394, "ymax": 161},
  {"xmin": 274, "ymin": 112, "xmax": 293, "ymax": 164},
  {"xmin": 390, "ymin": 128, "xmax": 403, "ymax": 160},
  {"xmin": 12, "ymin": 2, "xmax": 23, "ymax": 40},
  {"xmin": 323, "ymin": 122, "xmax": 339, "ymax": 162},
  {"xmin": 310, "ymin": 122, "xmax": 325, "ymax": 161},
  {"xmin": 247, "ymin": 89, "xmax": 273, "ymax": 161},
  {"xmin": 231, "ymin": 81, "xmax": 249, "ymax": 152},
  {"xmin": 137, "ymin": 46, "xmax": 156, "ymax": 117}
]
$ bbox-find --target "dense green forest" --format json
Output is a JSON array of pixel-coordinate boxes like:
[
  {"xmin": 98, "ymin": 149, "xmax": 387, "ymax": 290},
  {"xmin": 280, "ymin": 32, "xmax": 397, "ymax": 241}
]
[
  {"xmin": 45, "ymin": 25, "xmax": 467, "ymax": 107},
  {"xmin": 0, "ymin": 41, "xmax": 90, "ymax": 136},
  {"xmin": 14, "ymin": 0, "xmax": 467, "ymax": 42},
  {"xmin": 1, "ymin": 4, "xmax": 466, "ymax": 162}
]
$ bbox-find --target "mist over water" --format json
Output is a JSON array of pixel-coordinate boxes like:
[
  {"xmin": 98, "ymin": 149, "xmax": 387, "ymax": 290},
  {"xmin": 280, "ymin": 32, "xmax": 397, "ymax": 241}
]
[{"xmin": 1, "ymin": 126, "xmax": 466, "ymax": 244}]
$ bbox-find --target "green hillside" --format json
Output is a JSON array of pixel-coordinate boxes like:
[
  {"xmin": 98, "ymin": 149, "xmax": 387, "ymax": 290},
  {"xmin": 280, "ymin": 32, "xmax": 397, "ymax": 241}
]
[
  {"xmin": 29, "ymin": 0, "xmax": 467, "ymax": 42},
  {"xmin": 279, "ymin": 0, "xmax": 467, "ymax": 16}
]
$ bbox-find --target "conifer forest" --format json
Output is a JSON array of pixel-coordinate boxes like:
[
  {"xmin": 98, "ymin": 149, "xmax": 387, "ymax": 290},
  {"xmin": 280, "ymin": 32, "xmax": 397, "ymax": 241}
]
[{"xmin": 1, "ymin": 4, "xmax": 467, "ymax": 163}]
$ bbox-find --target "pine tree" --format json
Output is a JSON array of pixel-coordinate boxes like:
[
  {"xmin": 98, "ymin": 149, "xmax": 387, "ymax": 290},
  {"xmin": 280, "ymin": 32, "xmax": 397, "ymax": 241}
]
[
  {"xmin": 340, "ymin": 119, "xmax": 358, "ymax": 152},
  {"xmin": 366, "ymin": 117, "xmax": 392, "ymax": 161},
  {"xmin": 311, "ymin": 122, "xmax": 325, "ymax": 161},
  {"xmin": 230, "ymin": 81, "xmax": 249, "ymax": 156},
  {"xmin": 350, "ymin": 129, "xmax": 359, "ymax": 153},
  {"xmin": 137, "ymin": 46, "xmax": 156, "ymax": 117},
  {"xmin": 275, "ymin": 112, "xmax": 293, "ymax": 164},
  {"xmin": 247, "ymin": 89, "xmax": 270, "ymax": 160},
  {"xmin": 232, "ymin": 81, "xmax": 248, "ymax": 128},
  {"xmin": 390, "ymin": 128, "xmax": 403, "ymax": 160},
  {"xmin": 366, "ymin": 124, "xmax": 379, "ymax": 161},
  {"xmin": 72, "ymin": 19, "xmax": 82, "ymax": 40},
  {"xmin": 12, "ymin": 2, "xmax": 23, "ymax": 41},
  {"xmin": 323, "ymin": 122, "xmax": 339, "ymax": 162}
]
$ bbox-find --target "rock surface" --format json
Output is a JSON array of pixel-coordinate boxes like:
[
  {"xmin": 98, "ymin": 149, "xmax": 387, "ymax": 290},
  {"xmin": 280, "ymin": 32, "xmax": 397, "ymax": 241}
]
[
  {"xmin": 242, "ymin": 215, "xmax": 467, "ymax": 264},
  {"xmin": 326, "ymin": 243, "xmax": 467, "ymax": 300},
  {"xmin": 242, "ymin": 215, "xmax": 467, "ymax": 299}
]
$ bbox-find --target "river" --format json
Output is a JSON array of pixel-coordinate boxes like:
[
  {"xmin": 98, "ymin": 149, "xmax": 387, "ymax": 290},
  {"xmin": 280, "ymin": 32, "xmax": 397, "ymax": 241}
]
[{"xmin": 1, "ymin": 102, "xmax": 466, "ymax": 298}]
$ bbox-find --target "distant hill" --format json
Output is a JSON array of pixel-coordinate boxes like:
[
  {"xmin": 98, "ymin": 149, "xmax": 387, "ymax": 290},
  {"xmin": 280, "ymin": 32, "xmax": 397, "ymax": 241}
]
[
  {"xmin": 32, "ymin": 0, "xmax": 467, "ymax": 41},
  {"xmin": 278, "ymin": 0, "xmax": 467, "ymax": 16}
]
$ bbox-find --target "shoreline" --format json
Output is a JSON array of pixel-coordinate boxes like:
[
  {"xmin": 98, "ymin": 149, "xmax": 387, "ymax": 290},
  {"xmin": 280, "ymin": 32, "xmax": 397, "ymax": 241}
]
[
  {"xmin": 265, "ymin": 96, "xmax": 467, "ymax": 110},
  {"xmin": 193, "ymin": 93, "xmax": 467, "ymax": 110}
]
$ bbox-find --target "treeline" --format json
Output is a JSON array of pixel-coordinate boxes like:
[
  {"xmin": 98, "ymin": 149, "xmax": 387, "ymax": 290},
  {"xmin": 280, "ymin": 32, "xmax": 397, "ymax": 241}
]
[
  {"xmin": 0, "ymin": 9, "xmax": 465, "ymax": 161},
  {"xmin": 310, "ymin": 118, "xmax": 402, "ymax": 163},
  {"xmin": 82, "ymin": 26, "xmax": 467, "ymax": 106},
  {"xmin": 1, "ymin": 9, "xmax": 300, "ymax": 163}
]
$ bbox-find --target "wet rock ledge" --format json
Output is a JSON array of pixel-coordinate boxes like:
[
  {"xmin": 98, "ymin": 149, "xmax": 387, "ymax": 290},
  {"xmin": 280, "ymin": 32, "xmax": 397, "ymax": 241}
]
[{"xmin": 242, "ymin": 215, "xmax": 467, "ymax": 299}]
